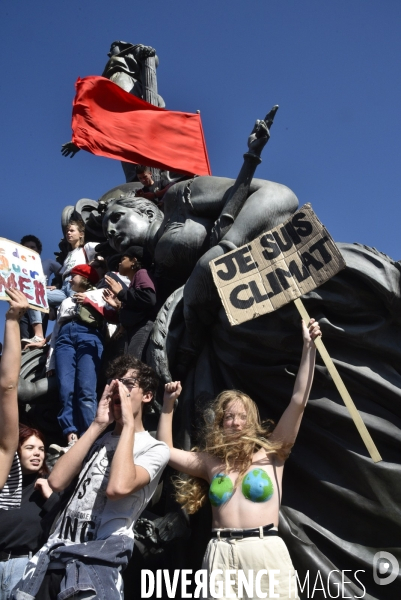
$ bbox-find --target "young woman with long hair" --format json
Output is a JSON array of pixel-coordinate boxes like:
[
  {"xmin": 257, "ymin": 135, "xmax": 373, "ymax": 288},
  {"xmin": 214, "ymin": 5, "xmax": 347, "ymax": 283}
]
[
  {"xmin": 0, "ymin": 425, "xmax": 59, "ymax": 600},
  {"xmin": 157, "ymin": 318, "xmax": 321, "ymax": 599},
  {"xmin": 46, "ymin": 220, "xmax": 98, "ymax": 310}
]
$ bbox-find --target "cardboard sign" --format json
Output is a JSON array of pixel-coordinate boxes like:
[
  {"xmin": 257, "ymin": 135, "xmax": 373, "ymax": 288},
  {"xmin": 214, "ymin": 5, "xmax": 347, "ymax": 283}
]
[
  {"xmin": 210, "ymin": 204, "xmax": 345, "ymax": 326},
  {"xmin": 0, "ymin": 238, "xmax": 49, "ymax": 312}
]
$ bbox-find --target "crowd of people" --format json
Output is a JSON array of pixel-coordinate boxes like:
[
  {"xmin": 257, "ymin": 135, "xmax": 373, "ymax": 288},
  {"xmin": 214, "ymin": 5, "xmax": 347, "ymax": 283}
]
[{"xmin": 0, "ymin": 169, "xmax": 322, "ymax": 599}]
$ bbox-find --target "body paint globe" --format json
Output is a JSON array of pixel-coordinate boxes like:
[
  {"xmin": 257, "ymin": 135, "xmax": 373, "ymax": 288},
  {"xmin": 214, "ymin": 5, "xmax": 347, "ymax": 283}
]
[
  {"xmin": 209, "ymin": 474, "xmax": 234, "ymax": 507},
  {"xmin": 242, "ymin": 468, "xmax": 273, "ymax": 502}
]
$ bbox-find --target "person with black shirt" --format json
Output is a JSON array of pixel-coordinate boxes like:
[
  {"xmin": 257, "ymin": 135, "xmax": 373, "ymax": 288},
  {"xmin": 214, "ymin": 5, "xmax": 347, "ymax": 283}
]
[
  {"xmin": 103, "ymin": 246, "xmax": 156, "ymax": 360},
  {"xmin": 0, "ymin": 425, "xmax": 59, "ymax": 600},
  {"xmin": 135, "ymin": 165, "xmax": 171, "ymax": 208}
]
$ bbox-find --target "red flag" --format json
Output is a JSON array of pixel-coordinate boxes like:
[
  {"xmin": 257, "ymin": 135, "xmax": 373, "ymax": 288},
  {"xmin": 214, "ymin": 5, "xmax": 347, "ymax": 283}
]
[{"xmin": 71, "ymin": 76, "xmax": 211, "ymax": 176}]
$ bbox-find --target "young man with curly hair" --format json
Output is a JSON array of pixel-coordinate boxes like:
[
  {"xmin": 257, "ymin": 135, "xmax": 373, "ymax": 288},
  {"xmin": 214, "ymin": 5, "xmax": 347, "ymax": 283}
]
[{"xmin": 12, "ymin": 356, "xmax": 169, "ymax": 600}]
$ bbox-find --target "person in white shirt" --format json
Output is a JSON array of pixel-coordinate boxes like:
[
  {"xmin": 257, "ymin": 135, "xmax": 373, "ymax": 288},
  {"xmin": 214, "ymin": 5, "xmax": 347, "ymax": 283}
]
[
  {"xmin": 12, "ymin": 355, "xmax": 170, "ymax": 600},
  {"xmin": 46, "ymin": 220, "xmax": 98, "ymax": 310}
]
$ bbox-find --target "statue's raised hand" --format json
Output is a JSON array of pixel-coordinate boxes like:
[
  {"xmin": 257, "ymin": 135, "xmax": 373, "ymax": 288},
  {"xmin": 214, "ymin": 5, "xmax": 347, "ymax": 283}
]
[
  {"xmin": 135, "ymin": 45, "xmax": 156, "ymax": 61},
  {"xmin": 61, "ymin": 141, "xmax": 80, "ymax": 158},
  {"xmin": 246, "ymin": 105, "xmax": 279, "ymax": 159}
]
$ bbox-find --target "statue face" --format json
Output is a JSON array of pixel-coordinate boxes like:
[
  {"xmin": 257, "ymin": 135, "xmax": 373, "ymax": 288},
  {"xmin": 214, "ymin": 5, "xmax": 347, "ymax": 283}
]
[{"xmin": 103, "ymin": 204, "xmax": 151, "ymax": 252}]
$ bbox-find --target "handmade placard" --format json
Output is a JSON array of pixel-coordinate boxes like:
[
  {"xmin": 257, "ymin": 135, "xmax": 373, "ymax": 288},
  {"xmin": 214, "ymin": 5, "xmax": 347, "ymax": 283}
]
[
  {"xmin": 210, "ymin": 204, "xmax": 345, "ymax": 325},
  {"xmin": 0, "ymin": 238, "xmax": 49, "ymax": 312}
]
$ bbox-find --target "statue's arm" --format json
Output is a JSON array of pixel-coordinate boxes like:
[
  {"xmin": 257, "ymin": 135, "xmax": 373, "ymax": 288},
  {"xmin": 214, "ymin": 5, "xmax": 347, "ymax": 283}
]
[
  {"xmin": 210, "ymin": 106, "xmax": 278, "ymax": 245},
  {"xmin": 133, "ymin": 45, "xmax": 157, "ymax": 61},
  {"xmin": 61, "ymin": 141, "xmax": 80, "ymax": 158}
]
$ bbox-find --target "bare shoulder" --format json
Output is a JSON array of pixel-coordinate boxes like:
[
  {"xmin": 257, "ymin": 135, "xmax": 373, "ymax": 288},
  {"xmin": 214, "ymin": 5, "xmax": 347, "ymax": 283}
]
[
  {"xmin": 252, "ymin": 448, "xmax": 285, "ymax": 470},
  {"xmin": 168, "ymin": 448, "xmax": 219, "ymax": 481}
]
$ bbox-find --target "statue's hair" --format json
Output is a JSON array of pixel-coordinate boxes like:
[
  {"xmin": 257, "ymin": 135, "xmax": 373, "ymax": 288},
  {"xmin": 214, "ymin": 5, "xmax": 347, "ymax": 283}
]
[
  {"xmin": 108, "ymin": 197, "xmax": 163, "ymax": 221},
  {"xmin": 174, "ymin": 390, "xmax": 292, "ymax": 514}
]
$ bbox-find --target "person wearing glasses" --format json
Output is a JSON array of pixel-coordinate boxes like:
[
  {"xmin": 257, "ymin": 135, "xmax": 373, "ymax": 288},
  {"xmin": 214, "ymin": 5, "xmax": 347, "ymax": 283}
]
[
  {"xmin": 12, "ymin": 355, "xmax": 169, "ymax": 600},
  {"xmin": 157, "ymin": 319, "xmax": 321, "ymax": 600}
]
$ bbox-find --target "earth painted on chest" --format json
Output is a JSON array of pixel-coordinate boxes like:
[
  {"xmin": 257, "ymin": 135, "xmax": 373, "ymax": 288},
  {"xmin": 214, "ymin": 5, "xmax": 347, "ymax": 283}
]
[
  {"xmin": 209, "ymin": 474, "xmax": 234, "ymax": 507},
  {"xmin": 242, "ymin": 468, "xmax": 274, "ymax": 502}
]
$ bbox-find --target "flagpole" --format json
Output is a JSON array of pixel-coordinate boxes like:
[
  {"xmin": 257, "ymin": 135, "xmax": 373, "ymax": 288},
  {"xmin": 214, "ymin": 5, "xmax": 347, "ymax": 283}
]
[{"xmin": 294, "ymin": 297, "xmax": 382, "ymax": 462}]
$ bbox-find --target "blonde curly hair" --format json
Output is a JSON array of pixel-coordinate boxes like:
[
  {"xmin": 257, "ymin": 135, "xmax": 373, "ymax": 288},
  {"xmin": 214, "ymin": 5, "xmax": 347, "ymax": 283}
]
[{"xmin": 175, "ymin": 390, "xmax": 292, "ymax": 514}]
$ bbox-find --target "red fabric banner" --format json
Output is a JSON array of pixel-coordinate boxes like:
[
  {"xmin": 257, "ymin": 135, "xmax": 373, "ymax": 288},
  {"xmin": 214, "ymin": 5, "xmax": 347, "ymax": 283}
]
[{"xmin": 71, "ymin": 76, "xmax": 211, "ymax": 176}]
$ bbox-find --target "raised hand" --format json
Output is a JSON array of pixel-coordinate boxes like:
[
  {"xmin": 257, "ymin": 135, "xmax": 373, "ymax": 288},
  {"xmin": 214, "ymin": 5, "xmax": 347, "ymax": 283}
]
[
  {"xmin": 61, "ymin": 141, "xmax": 80, "ymax": 158},
  {"xmin": 247, "ymin": 106, "xmax": 278, "ymax": 158},
  {"xmin": 302, "ymin": 318, "xmax": 322, "ymax": 345},
  {"xmin": 117, "ymin": 380, "xmax": 135, "ymax": 426},
  {"xmin": 163, "ymin": 381, "xmax": 182, "ymax": 405},
  {"xmin": 105, "ymin": 275, "xmax": 123, "ymax": 296},
  {"xmin": 73, "ymin": 292, "xmax": 87, "ymax": 305},
  {"xmin": 103, "ymin": 288, "xmax": 121, "ymax": 309},
  {"xmin": 135, "ymin": 45, "xmax": 156, "ymax": 60},
  {"xmin": 34, "ymin": 478, "xmax": 53, "ymax": 499},
  {"xmin": 95, "ymin": 381, "xmax": 116, "ymax": 428},
  {"xmin": 5, "ymin": 288, "xmax": 29, "ymax": 320}
]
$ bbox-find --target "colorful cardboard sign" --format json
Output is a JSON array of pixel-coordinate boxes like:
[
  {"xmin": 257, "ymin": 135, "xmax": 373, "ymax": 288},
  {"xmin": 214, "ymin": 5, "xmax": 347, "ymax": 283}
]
[
  {"xmin": 210, "ymin": 204, "xmax": 346, "ymax": 325},
  {"xmin": 0, "ymin": 238, "xmax": 49, "ymax": 312}
]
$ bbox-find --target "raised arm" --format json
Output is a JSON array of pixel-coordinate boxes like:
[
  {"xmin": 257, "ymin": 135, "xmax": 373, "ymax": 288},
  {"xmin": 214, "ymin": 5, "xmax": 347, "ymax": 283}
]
[
  {"xmin": 156, "ymin": 382, "xmax": 210, "ymax": 479},
  {"xmin": 49, "ymin": 382, "xmax": 115, "ymax": 492},
  {"xmin": 269, "ymin": 319, "xmax": 321, "ymax": 448},
  {"xmin": 0, "ymin": 289, "xmax": 29, "ymax": 488},
  {"xmin": 106, "ymin": 380, "xmax": 159, "ymax": 500}
]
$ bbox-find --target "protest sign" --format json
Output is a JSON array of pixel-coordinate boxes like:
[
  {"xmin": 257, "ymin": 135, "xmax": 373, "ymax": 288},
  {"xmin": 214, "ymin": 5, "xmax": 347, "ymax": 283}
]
[
  {"xmin": 0, "ymin": 238, "xmax": 49, "ymax": 312},
  {"xmin": 210, "ymin": 204, "xmax": 346, "ymax": 326},
  {"xmin": 210, "ymin": 205, "xmax": 381, "ymax": 462}
]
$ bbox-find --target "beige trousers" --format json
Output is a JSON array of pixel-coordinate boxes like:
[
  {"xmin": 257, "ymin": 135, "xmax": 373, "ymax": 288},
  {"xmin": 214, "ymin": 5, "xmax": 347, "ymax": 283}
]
[{"xmin": 202, "ymin": 534, "xmax": 299, "ymax": 599}]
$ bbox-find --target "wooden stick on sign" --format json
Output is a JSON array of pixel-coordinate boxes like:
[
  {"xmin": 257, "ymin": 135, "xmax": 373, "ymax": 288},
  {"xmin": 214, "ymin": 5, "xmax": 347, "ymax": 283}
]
[{"xmin": 294, "ymin": 298, "xmax": 382, "ymax": 463}]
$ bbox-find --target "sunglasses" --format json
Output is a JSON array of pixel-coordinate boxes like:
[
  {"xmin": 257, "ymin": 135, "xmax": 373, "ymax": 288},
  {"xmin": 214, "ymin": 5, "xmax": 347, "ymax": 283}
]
[{"xmin": 107, "ymin": 377, "xmax": 138, "ymax": 391}]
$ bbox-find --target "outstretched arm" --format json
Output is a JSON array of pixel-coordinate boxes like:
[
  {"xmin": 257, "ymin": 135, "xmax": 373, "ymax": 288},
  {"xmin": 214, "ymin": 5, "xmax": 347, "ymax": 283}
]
[
  {"xmin": 269, "ymin": 319, "xmax": 321, "ymax": 448},
  {"xmin": 0, "ymin": 289, "xmax": 29, "ymax": 489},
  {"xmin": 157, "ymin": 382, "xmax": 210, "ymax": 479},
  {"xmin": 61, "ymin": 141, "xmax": 80, "ymax": 158}
]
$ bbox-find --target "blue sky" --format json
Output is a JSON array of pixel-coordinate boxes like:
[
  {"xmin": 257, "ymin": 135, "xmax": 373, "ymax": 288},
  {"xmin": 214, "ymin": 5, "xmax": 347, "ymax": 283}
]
[{"xmin": 1, "ymin": 0, "xmax": 400, "ymax": 332}]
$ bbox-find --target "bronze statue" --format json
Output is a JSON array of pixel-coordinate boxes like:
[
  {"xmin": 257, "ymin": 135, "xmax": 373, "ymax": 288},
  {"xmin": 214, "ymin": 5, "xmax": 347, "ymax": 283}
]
[
  {"xmin": 102, "ymin": 109, "xmax": 297, "ymax": 306},
  {"xmin": 99, "ymin": 111, "xmax": 400, "ymax": 599},
  {"xmin": 61, "ymin": 40, "xmax": 164, "ymax": 182},
  {"xmin": 102, "ymin": 41, "xmax": 164, "ymax": 106},
  {"xmin": 19, "ymin": 37, "xmax": 398, "ymax": 596}
]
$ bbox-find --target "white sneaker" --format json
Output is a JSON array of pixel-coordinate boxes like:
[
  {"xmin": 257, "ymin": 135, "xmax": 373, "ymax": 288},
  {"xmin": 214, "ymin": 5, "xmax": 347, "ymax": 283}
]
[
  {"xmin": 21, "ymin": 335, "xmax": 45, "ymax": 345},
  {"xmin": 47, "ymin": 438, "xmax": 77, "ymax": 470}
]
